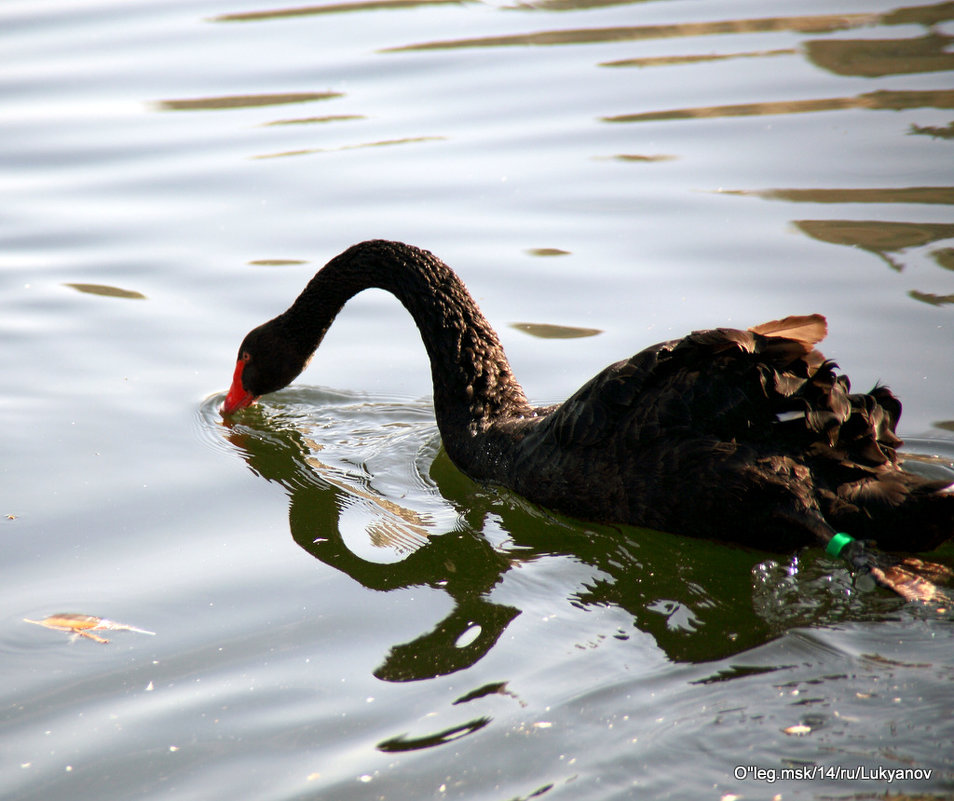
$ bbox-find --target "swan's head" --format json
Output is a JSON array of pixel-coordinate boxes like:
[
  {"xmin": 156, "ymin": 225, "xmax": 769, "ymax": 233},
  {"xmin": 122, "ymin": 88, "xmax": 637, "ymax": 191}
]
[{"xmin": 221, "ymin": 319, "xmax": 310, "ymax": 416}]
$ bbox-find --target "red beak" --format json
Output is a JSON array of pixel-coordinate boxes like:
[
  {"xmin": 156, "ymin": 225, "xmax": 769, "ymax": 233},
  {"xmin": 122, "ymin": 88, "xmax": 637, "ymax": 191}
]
[{"xmin": 221, "ymin": 359, "xmax": 258, "ymax": 415}]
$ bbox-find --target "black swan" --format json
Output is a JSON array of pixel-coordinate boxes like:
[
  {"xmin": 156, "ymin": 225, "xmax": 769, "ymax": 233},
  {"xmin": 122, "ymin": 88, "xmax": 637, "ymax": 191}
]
[{"xmin": 223, "ymin": 240, "xmax": 953, "ymax": 600}]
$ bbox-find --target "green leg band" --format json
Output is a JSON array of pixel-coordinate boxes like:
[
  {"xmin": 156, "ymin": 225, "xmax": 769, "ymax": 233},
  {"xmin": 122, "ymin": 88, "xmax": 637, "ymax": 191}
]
[{"xmin": 826, "ymin": 531, "xmax": 855, "ymax": 558}]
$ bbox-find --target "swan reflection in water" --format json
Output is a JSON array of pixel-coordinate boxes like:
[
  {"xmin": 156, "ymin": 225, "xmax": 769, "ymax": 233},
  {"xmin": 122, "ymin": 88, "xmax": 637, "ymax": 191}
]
[{"xmin": 215, "ymin": 392, "xmax": 947, "ymax": 679}]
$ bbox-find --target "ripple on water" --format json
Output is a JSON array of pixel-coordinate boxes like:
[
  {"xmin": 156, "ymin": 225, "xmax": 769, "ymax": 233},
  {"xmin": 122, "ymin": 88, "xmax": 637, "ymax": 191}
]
[{"xmin": 196, "ymin": 387, "xmax": 464, "ymax": 563}]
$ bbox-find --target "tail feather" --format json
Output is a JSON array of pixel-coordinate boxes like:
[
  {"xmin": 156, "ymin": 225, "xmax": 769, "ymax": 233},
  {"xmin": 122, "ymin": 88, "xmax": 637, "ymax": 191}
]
[
  {"xmin": 750, "ymin": 313, "xmax": 827, "ymax": 350},
  {"xmin": 618, "ymin": 314, "xmax": 952, "ymax": 554},
  {"xmin": 746, "ymin": 320, "xmax": 952, "ymax": 552}
]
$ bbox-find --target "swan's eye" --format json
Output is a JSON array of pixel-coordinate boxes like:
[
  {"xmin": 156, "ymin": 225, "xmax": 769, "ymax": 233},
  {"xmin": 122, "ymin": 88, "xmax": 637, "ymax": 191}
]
[{"xmin": 241, "ymin": 351, "xmax": 251, "ymax": 363}]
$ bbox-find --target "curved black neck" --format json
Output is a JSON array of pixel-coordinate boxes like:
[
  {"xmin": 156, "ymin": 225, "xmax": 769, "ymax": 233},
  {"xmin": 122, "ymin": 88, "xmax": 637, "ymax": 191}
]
[{"xmin": 279, "ymin": 240, "xmax": 532, "ymax": 466}]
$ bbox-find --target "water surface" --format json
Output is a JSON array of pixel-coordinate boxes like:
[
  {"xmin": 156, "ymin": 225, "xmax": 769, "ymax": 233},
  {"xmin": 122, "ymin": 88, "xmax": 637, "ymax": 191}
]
[{"xmin": 3, "ymin": 0, "xmax": 954, "ymax": 798}]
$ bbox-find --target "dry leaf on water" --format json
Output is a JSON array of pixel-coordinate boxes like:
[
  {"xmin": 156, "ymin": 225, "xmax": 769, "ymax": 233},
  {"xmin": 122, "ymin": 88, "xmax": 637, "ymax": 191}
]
[{"xmin": 24, "ymin": 613, "xmax": 156, "ymax": 644}]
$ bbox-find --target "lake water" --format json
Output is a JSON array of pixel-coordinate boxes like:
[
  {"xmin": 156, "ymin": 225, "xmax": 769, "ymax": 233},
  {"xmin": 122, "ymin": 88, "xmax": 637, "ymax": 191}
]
[{"xmin": 3, "ymin": 0, "xmax": 954, "ymax": 798}]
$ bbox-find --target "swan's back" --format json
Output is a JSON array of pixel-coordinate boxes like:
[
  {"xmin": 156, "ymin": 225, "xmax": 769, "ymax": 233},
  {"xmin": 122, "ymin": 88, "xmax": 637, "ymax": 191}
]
[{"xmin": 510, "ymin": 315, "xmax": 952, "ymax": 551}]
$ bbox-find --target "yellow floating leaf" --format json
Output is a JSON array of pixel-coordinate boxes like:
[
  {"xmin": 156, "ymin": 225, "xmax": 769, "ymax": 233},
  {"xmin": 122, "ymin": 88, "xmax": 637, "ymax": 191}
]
[{"xmin": 24, "ymin": 613, "xmax": 156, "ymax": 644}]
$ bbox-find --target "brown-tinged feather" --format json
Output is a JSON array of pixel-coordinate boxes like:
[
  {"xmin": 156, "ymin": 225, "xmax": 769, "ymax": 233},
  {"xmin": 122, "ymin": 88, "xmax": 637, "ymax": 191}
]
[{"xmin": 749, "ymin": 314, "xmax": 828, "ymax": 346}]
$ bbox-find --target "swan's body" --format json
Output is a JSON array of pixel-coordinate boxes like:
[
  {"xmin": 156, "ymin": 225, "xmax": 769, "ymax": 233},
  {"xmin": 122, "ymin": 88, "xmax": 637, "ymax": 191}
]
[{"xmin": 223, "ymin": 240, "xmax": 953, "ymax": 583}]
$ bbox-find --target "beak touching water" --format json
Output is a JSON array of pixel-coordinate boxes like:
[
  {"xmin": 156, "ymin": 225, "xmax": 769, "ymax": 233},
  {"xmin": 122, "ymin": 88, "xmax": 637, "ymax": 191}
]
[{"xmin": 221, "ymin": 358, "xmax": 258, "ymax": 415}]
